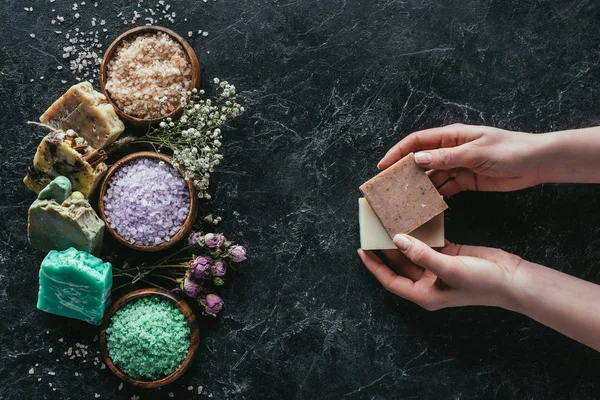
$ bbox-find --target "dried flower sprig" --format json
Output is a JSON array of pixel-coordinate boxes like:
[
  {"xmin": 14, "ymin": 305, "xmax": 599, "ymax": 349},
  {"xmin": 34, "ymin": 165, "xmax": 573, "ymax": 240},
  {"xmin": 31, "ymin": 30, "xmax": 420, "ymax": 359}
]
[
  {"xmin": 113, "ymin": 225, "xmax": 247, "ymax": 317},
  {"xmin": 135, "ymin": 78, "xmax": 245, "ymax": 199}
]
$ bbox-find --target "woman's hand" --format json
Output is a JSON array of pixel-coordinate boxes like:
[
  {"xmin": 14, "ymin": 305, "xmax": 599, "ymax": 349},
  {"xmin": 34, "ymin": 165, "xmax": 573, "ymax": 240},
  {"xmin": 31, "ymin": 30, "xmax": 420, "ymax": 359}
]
[
  {"xmin": 357, "ymin": 235, "xmax": 524, "ymax": 311},
  {"xmin": 378, "ymin": 124, "xmax": 545, "ymax": 197},
  {"xmin": 358, "ymin": 235, "xmax": 600, "ymax": 351}
]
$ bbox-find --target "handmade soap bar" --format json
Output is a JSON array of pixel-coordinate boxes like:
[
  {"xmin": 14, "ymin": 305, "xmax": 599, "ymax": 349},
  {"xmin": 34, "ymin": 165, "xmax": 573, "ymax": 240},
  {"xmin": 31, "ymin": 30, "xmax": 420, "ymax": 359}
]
[
  {"xmin": 37, "ymin": 248, "xmax": 112, "ymax": 325},
  {"xmin": 359, "ymin": 153, "xmax": 448, "ymax": 237},
  {"xmin": 359, "ymin": 198, "xmax": 444, "ymax": 249},
  {"xmin": 29, "ymin": 176, "xmax": 105, "ymax": 254},
  {"xmin": 23, "ymin": 129, "xmax": 107, "ymax": 197},
  {"xmin": 40, "ymin": 82, "xmax": 125, "ymax": 149}
]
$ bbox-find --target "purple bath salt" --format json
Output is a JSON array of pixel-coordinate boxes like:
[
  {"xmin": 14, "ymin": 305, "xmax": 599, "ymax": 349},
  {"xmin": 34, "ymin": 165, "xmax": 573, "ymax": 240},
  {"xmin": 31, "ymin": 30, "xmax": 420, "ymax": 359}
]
[{"xmin": 103, "ymin": 158, "xmax": 190, "ymax": 246}]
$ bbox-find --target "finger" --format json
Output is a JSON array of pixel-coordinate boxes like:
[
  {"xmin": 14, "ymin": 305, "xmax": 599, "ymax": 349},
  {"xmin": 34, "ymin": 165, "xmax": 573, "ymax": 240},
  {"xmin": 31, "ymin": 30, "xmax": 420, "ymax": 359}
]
[
  {"xmin": 380, "ymin": 249, "xmax": 425, "ymax": 281},
  {"xmin": 392, "ymin": 235, "xmax": 461, "ymax": 280},
  {"xmin": 357, "ymin": 250, "xmax": 417, "ymax": 299},
  {"xmin": 413, "ymin": 145, "xmax": 478, "ymax": 171},
  {"xmin": 377, "ymin": 124, "xmax": 479, "ymax": 169}
]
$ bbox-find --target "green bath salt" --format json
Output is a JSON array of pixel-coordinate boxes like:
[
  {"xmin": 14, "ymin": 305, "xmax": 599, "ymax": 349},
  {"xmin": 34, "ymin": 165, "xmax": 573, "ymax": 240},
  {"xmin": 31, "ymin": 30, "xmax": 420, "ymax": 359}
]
[{"xmin": 106, "ymin": 296, "xmax": 190, "ymax": 380}]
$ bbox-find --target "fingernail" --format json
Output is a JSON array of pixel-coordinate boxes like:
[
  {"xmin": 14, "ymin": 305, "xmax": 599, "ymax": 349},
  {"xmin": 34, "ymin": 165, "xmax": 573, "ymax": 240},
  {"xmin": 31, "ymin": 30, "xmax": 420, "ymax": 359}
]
[
  {"xmin": 393, "ymin": 234, "xmax": 411, "ymax": 251},
  {"xmin": 377, "ymin": 160, "xmax": 385, "ymax": 169},
  {"xmin": 414, "ymin": 152, "xmax": 432, "ymax": 165}
]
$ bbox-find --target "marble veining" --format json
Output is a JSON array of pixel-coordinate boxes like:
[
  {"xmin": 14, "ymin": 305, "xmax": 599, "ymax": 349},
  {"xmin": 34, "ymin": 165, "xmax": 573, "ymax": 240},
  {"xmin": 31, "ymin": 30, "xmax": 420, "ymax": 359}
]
[{"xmin": 2, "ymin": 0, "xmax": 600, "ymax": 399}]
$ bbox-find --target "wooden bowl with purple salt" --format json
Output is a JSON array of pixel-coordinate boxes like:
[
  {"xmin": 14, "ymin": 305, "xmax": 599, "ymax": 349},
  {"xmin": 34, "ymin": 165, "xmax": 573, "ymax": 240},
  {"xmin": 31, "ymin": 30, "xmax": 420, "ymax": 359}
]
[
  {"xmin": 99, "ymin": 25, "xmax": 201, "ymax": 127},
  {"xmin": 98, "ymin": 151, "xmax": 197, "ymax": 252}
]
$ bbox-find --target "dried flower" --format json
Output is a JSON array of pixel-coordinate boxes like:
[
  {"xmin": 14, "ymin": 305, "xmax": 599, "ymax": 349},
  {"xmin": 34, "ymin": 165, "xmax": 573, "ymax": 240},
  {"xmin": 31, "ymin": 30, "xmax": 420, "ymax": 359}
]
[
  {"xmin": 134, "ymin": 79, "xmax": 244, "ymax": 198},
  {"xmin": 203, "ymin": 294, "xmax": 224, "ymax": 317},
  {"xmin": 205, "ymin": 233, "xmax": 225, "ymax": 248},
  {"xmin": 187, "ymin": 231, "xmax": 203, "ymax": 246},
  {"xmin": 213, "ymin": 277, "xmax": 224, "ymax": 286},
  {"xmin": 211, "ymin": 259, "xmax": 227, "ymax": 276},
  {"xmin": 182, "ymin": 273, "xmax": 203, "ymax": 298},
  {"xmin": 229, "ymin": 245, "xmax": 247, "ymax": 263},
  {"xmin": 190, "ymin": 256, "xmax": 211, "ymax": 279}
]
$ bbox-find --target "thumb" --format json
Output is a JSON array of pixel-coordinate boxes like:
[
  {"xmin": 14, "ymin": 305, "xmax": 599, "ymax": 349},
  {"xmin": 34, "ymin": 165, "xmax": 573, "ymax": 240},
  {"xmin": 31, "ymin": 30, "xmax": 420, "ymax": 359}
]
[
  {"xmin": 414, "ymin": 146, "xmax": 472, "ymax": 170},
  {"xmin": 393, "ymin": 234, "xmax": 459, "ymax": 280}
]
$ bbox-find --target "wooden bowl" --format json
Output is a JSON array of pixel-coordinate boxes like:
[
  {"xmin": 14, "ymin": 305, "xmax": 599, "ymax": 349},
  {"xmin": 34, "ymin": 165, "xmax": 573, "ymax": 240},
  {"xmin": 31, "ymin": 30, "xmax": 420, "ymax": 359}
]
[
  {"xmin": 99, "ymin": 288, "xmax": 200, "ymax": 389},
  {"xmin": 98, "ymin": 151, "xmax": 198, "ymax": 252},
  {"xmin": 99, "ymin": 26, "xmax": 201, "ymax": 126}
]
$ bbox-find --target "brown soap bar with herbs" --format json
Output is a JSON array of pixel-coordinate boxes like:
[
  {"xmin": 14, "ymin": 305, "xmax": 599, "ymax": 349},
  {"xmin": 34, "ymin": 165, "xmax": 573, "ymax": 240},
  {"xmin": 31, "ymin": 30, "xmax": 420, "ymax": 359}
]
[
  {"xmin": 40, "ymin": 82, "xmax": 124, "ymax": 150},
  {"xmin": 359, "ymin": 153, "xmax": 448, "ymax": 238}
]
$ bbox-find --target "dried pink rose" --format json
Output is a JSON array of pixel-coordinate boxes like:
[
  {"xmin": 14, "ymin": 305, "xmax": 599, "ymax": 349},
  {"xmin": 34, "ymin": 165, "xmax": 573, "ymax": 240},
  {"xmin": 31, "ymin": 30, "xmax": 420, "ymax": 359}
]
[
  {"xmin": 187, "ymin": 231, "xmax": 204, "ymax": 246},
  {"xmin": 228, "ymin": 245, "xmax": 247, "ymax": 262},
  {"xmin": 204, "ymin": 293, "xmax": 224, "ymax": 317},
  {"xmin": 204, "ymin": 233, "xmax": 225, "ymax": 248},
  {"xmin": 211, "ymin": 259, "xmax": 227, "ymax": 276},
  {"xmin": 191, "ymin": 256, "xmax": 211, "ymax": 279},
  {"xmin": 182, "ymin": 273, "xmax": 203, "ymax": 298}
]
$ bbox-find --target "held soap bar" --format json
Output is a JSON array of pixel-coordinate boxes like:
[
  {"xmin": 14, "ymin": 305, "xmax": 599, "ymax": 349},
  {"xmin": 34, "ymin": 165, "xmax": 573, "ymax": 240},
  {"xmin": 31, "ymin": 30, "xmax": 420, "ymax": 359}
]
[
  {"xmin": 358, "ymin": 198, "xmax": 444, "ymax": 249},
  {"xmin": 28, "ymin": 176, "xmax": 105, "ymax": 254},
  {"xmin": 40, "ymin": 82, "xmax": 125, "ymax": 149},
  {"xmin": 359, "ymin": 153, "xmax": 447, "ymax": 237},
  {"xmin": 23, "ymin": 129, "xmax": 107, "ymax": 197},
  {"xmin": 37, "ymin": 248, "xmax": 112, "ymax": 325}
]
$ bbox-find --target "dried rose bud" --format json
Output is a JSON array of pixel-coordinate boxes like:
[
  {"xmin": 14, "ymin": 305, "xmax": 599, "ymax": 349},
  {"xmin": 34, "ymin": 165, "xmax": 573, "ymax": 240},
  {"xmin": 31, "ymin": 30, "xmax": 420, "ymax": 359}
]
[
  {"xmin": 204, "ymin": 293, "xmax": 224, "ymax": 317},
  {"xmin": 213, "ymin": 277, "xmax": 224, "ymax": 286},
  {"xmin": 211, "ymin": 259, "xmax": 227, "ymax": 276},
  {"xmin": 191, "ymin": 256, "xmax": 211, "ymax": 279},
  {"xmin": 228, "ymin": 245, "xmax": 247, "ymax": 262},
  {"xmin": 204, "ymin": 233, "xmax": 225, "ymax": 248},
  {"xmin": 183, "ymin": 273, "xmax": 203, "ymax": 298},
  {"xmin": 187, "ymin": 231, "xmax": 204, "ymax": 246}
]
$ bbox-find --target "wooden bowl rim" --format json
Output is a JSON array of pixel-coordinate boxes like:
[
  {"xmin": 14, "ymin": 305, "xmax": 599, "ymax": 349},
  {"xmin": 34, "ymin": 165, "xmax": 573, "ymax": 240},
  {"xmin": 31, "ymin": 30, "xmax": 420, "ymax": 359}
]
[
  {"xmin": 99, "ymin": 288, "xmax": 200, "ymax": 388},
  {"xmin": 99, "ymin": 25, "xmax": 201, "ymax": 126},
  {"xmin": 98, "ymin": 151, "xmax": 198, "ymax": 252}
]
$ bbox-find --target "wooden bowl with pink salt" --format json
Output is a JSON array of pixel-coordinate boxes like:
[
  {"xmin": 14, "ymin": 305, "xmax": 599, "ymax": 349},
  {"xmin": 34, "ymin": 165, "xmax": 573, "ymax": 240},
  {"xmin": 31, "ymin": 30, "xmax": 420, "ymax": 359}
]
[
  {"xmin": 99, "ymin": 26, "xmax": 201, "ymax": 126},
  {"xmin": 98, "ymin": 151, "xmax": 198, "ymax": 252}
]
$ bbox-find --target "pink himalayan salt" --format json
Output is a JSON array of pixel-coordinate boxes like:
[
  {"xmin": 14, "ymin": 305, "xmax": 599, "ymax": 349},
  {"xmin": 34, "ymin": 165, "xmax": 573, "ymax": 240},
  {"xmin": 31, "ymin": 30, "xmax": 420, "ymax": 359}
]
[
  {"xmin": 105, "ymin": 32, "xmax": 192, "ymax": 119},
  {"xmin": 103, "ymin": 158, "xmax": 190, "ymax": 246}
]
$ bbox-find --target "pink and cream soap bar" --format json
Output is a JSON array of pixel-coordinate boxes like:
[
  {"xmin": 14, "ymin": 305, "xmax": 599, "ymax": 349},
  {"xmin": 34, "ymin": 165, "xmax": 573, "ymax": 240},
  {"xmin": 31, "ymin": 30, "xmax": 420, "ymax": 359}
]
[{"xmin": 359, "ymin": 153, "xmax": 447, "ymax": 249}]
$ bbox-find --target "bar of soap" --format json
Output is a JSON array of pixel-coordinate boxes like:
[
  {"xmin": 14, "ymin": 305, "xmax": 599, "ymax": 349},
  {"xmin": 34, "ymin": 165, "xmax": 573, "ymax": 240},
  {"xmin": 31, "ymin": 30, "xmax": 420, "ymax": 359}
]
[
  {"xmin": 359, "ymin": 198, "xmax": 444, "ymax": 249},
  {"xmin": 40, "ymin": 82, "xmax": 125, "ymax": 149},
  {"xmin": 28, "ymin": 176, "xmax": 105, "ymax": 254},
  {"xmin": 359, "ymin": 153, "xmax": 448, "ymax": 237},
  {"xmin": 37, "ymin": 248, "xmax": 112, "ymax": 325},
  {"xmin": 23, "ymin": 129, "xmax": 107, "ymax": 198}
]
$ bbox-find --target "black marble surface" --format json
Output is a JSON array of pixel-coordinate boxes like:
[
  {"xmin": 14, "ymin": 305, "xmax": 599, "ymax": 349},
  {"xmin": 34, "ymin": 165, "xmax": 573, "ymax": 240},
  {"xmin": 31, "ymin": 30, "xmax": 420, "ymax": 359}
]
[{"xmin": 2, "ymin": 0, "xmax": 600, "ymax": 399}]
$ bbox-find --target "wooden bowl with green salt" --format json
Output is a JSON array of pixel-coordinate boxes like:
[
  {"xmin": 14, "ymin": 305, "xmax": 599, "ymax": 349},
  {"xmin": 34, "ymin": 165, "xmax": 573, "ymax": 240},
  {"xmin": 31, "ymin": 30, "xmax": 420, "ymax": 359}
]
[{"xmin": 99, "ymin": 288, "xmax": 199, "ymax": 388}]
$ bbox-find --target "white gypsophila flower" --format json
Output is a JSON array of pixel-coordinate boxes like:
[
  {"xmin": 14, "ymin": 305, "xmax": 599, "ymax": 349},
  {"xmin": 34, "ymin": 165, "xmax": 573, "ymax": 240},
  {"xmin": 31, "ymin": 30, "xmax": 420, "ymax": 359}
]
[{"xmin": 138, "ymin": 78, "xmax": 244, "ymax": 198}]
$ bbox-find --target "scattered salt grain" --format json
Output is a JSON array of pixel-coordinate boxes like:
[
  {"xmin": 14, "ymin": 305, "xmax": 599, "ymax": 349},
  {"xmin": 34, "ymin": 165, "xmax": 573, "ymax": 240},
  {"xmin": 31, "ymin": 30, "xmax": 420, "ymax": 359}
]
[
  {"xmin": 29, "ymin": 33, "xmax": 35, "ymax": 38},
  {"xmin": 95, "ymin": 394, "xmax": 100, "ymax": 398},
  {"xmin": 28, "ymin": 368, "xmax": 34, "ymax": 374},
  {"xmin": 49, "ymin": 348, "xmax": 53, "ymax": 353},
  {"xmin": 105, "ymin": 32, "xmax": 192, "ymax": 119},
  {"xmin": 103, "ymin": 158, "xmax": 189, "ymax": 246},
  {"xmin": 47, "ymin": 371, "xmax": 56, "ymax": 376},
  {"xmin": 188, "ymin": 385, "xmax": 193, "ymax": 391},
  {"xmin": 198, "ymin": 386, "xmax": 203, "ymax": 394},
  {"xmin": 202, "ymin": 31, "xmax": 209, "ymax": 37},
  {"xmin": 168, "ymin": 393, "xmax": 174, "ymax": 398},
  {"xmin": 118, "ymin": 382, "xmax": 124, "ymax": 391}
]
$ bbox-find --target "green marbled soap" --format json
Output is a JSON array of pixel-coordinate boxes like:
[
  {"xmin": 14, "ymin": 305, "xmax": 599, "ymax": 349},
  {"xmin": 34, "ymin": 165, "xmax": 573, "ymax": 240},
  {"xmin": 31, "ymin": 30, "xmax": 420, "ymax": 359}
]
[{"xmin": 37, "ymin": 247, "xmax": 112, "ymax": 325}]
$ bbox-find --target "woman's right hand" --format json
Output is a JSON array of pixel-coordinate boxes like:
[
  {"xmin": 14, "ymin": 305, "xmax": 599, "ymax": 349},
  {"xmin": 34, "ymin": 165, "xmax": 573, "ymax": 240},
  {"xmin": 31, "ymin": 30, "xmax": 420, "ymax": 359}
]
[{"xmin": 378, "ymin": 124, "xmax": 546, "ymax": 197}]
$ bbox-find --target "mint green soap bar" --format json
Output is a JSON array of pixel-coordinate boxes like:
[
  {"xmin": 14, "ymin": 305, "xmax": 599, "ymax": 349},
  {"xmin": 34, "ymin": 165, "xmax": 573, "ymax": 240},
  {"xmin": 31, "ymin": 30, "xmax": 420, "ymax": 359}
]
[{"xmin": 37, "ymin": 247, "xmax": 112, "ymax": 325}]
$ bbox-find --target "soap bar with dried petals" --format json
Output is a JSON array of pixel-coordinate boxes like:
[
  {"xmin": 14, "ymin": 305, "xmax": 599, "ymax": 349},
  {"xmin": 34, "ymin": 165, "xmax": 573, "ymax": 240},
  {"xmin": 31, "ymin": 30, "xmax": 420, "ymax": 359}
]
[
  {"xmin": 37, "ymin": 248, "xmax": 112, "ymax": 325},
  {"xmin": 359, "ymin": 153, "xmax": 448, "ymax": 237},
  {"xmin": 23, "ymin": 129, "xmax": 107, "ymax": 197},
  {"xmin": 40, "ymin": 82, "xmax": 124, "ymax": 149}
]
